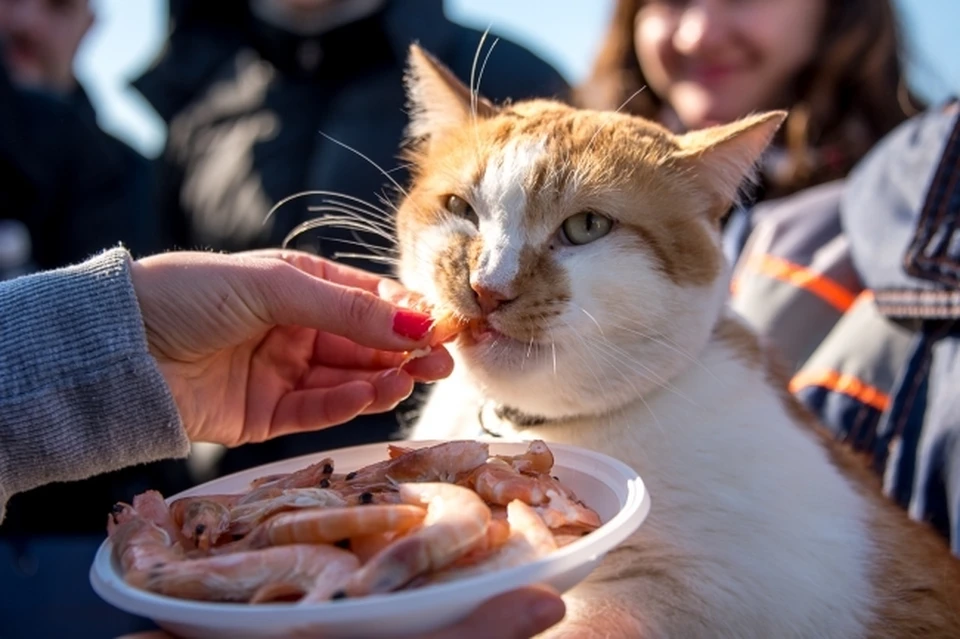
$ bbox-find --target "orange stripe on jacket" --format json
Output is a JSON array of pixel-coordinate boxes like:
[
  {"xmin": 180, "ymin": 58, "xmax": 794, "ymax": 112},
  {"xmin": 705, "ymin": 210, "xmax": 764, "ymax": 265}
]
[
  {"xmin": 730, "ymin": 254, "xmax": 858, "ymax": 313},
  {"xmin": 789, "ymin": 370, "xmax": 890, "ymax": 412}
]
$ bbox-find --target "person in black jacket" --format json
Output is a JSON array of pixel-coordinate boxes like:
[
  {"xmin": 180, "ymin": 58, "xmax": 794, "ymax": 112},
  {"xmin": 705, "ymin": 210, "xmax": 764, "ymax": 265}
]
[
  {"xmin": 0, "ymin": 0, "xmax": 165, "ymax": 270},
  {"xmin": 134, "ymin": 0, "xmax": 572, "ymax": 475}
]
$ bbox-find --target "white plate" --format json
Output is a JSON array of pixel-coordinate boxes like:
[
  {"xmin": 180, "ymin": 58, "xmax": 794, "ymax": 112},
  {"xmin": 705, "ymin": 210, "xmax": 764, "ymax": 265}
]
[{"xmin": 90, "ymin": 440, "xmax": 650, "ymax": 639}]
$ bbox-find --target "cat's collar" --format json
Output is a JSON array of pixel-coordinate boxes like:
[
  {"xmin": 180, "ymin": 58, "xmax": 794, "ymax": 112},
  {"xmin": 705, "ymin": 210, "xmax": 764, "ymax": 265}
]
[{"xmin": 477, "ymin": 401, "xmax": 554, "ymax": 437}]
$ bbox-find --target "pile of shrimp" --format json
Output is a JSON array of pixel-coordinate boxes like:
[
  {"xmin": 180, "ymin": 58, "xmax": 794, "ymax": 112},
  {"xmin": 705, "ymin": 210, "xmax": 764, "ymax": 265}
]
[{"xmin": 106, "ymin": 440, "xmax": 601, "ymax": 605}]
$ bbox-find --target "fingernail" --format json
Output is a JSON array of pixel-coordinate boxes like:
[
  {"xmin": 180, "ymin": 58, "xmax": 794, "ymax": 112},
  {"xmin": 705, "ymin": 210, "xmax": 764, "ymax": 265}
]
[{"xmin": 392, "ymin": 310, "xmax": 433, "ymax": 340}]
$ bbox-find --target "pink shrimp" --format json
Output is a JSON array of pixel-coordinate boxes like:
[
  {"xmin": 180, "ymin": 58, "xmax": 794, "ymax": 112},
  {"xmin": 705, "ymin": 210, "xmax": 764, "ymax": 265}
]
[
  {"xmin": 341, "ymin": 482, "xmax": 491, "ymax": 596},
  {"xmin": 243, "ymin": 504, "xmax": 426, "ymax": 549},
  {"xmin": 494, "ymin": 440, "xmax": 555, "ymax": 474},
  {"xmin": 169, "ymin": 497, "xmax": 232, "ymax": 550},
  {"xmin": 242, "ymin": 458, "xmax": 335, "ymax": 503},
  {"xmin": 228, "ymin": 488, "xmax": 347, "ymax": 536},
  {"xmin": 342, "ymin": 441, "xmax": 489, "ymax": 486},
  {"xmin": 426, "ymin": 500, "xmax": 557, "ymax": 584},
  {"xmin": 466, "ymin": 462, "xmax": 550, "ymax": 506},
  {"xmin": 127, "ymin": 544, "xmax": 359, "ymax": 603},
  {"xmin": 107, "ymin": 502, "xmax": 183, "ymax": 575},
  {"xmin": 535, "ymin": 475, "xmax": 603, "ymax": 531}
]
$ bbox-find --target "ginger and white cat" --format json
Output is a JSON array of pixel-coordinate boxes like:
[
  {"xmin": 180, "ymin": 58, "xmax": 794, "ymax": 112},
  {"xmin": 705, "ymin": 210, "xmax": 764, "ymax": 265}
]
[{"xmin": 393, "ymin": 45, "xmax": 960, "ymax": 638}]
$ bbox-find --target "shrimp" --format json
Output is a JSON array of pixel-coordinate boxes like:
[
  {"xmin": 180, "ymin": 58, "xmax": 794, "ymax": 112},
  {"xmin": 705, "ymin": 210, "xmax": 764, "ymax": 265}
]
[
  {"xmin": 343, "ymin": 441, "xmax": 489, "ymax": 486},
  {"xmin": 127, "ymin": 544, "xmax": 359, "ymax": 603},
  {"xmin": 130, "ymin": 490, "xmax": 184, "ymax": 546},
  {"xmin": 536, "ymin": 475, "xmax": 603, "ymax": 531},
  {"xmin": 494, "ymin": 440, "xmax": 555, "ymax": 474},
  {"xmin": 426, "ymin": 500, "xmax": 557, "ymax": 583},
  {"xmin": 341, "ymin": 482, "xmax": 491, "ymax": 596},
  {"xmin": 242, "ymin": 458, "xmax": 335, "ymax": 503},
  {"xmin": 244, "ymin": 504, "xmax": 426, "ymax": 549},
  {"xmin": 169, "ymin": 497, "xmax": 232, "ymax": 550},
  {"xmin": 349, "ymin": 532, "xmax": 398, "ymax": 564},
  {"xmin": 466, "ymin": 462, "xmax": 550, "ymax": 506},
  {"xmin": 108, "ymin": 503, "xmax": 183, "ymax": 575},
  {"xmin": 228, "ymin": 488, "xmax": 347, "ymax": 536}
]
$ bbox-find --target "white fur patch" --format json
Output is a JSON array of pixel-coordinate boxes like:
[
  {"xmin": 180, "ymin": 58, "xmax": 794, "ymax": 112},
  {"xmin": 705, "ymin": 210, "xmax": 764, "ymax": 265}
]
[{"xmin": 471, "ymin": 137, "xmax": 547, "ymax": 294}]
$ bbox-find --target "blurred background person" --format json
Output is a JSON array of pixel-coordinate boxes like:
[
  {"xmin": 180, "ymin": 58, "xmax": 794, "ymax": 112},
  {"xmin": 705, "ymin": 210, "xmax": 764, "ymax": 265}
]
[
  {"xmin": 0, "ymin": 0, "xmax": 165, "ymax": 273},
  {"xmin": 576, "ymin": 0, "xmax": 922, "ymax": 252}
]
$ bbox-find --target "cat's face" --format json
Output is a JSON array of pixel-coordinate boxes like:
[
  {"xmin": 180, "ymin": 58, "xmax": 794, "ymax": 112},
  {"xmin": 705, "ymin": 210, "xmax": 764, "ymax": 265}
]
[{"xmin": 394, "ymin": 46, "xmax": 784, "ymax": 420}]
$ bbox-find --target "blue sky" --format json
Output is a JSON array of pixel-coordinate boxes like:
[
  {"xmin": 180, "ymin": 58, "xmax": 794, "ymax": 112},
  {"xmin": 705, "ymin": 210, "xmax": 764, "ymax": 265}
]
[{"xmin": 76, "ymin": 0, "xmax": 960, "ymax": 159}]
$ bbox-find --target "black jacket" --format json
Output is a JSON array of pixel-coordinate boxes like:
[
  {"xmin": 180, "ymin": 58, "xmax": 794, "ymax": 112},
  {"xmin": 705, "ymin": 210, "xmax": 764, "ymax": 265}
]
[
  {"xmin": 0, "ymin": 60, "xmax": 163, "ymax": 273},
  {"xmin": 134, "ymin": 0, "xmax": 570, "ymax": 262}
]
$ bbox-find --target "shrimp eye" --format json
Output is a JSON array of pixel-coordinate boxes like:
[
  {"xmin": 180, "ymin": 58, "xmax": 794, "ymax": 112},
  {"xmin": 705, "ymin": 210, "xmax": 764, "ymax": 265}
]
[
  {"xmin": 445, "ymin": 195, "xmax": 478, "ymax": 227},
  {"xmin": 560, "ymin": 210, "xmax": 613, "ymax": 246}
]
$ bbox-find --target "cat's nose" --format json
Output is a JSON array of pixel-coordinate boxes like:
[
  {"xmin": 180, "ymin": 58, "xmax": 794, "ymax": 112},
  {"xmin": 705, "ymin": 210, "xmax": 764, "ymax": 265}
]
[{"xmin": 471, "ymin": 283, "xmax": 514, "ymax": 315}]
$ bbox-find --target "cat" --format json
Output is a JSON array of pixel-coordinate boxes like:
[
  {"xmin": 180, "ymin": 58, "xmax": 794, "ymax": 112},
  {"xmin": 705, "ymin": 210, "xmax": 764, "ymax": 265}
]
[{"xmin": 390, "ymin": 45, "xmax": 960, "ymax": 638}]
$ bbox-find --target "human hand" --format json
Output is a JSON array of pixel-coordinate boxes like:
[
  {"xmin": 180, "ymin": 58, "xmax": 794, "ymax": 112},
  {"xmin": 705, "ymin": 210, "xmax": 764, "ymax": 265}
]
[
  {"xmin": 115, "ymin": 584, "xmax": 566, "ymax": 639},
  {"xmin": 130, "ymin": 249, "xmax": 453, "ymax": 446}
]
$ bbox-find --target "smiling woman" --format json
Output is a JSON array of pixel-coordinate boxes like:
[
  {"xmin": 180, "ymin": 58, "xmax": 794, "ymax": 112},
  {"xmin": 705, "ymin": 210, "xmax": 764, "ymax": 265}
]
[{"xmin": 577, "ymin": 0, "xmax": 923, "ymax": 204}]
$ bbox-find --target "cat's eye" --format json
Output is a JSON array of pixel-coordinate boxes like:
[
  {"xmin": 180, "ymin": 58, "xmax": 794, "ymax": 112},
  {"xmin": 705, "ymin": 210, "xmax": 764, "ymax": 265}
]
[
  {"xmin": 561, "ymin": 211, "xmax": 613, "ymax": 246},
  {"xmin": 445, "ymin": 195, "xmax": 478, "ymax": 226}
]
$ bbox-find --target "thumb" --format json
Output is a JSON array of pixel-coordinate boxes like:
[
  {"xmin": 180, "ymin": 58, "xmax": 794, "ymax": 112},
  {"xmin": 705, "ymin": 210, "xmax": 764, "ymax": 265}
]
[
  {"xmin": 421, "ymin": 585, "xmax": 566, "ymax": 639},
  {"xmin": 252, "ymin": 262, "xmax": 435, "ymax": 352}
]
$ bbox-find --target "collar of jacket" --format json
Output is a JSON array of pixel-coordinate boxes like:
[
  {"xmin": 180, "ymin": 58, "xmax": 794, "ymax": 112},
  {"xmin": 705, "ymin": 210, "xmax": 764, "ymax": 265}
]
[
  {"xmin": 131, "ymin": 0, "xmax": 453, "ymax": 124},
  {"xmin": 841, "ymin": 100, "xmax": 960, "ymax": 320}
]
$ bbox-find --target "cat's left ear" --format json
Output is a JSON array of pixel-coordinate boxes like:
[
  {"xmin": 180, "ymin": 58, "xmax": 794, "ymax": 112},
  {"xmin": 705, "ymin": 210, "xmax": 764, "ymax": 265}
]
[
  {"xmin": 404, "ymin": 43, "xmax": 498, "ymax": 142},
  {"xmin": 673, "ymin": 111, "xmax": 787, "ymax": 213}
]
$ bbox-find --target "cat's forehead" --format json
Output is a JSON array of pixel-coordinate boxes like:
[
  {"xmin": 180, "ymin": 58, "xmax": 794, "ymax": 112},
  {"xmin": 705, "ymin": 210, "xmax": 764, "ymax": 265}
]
[{"xmin": 445, "ymin": 104, "xmax": 678, "ymax": 194}]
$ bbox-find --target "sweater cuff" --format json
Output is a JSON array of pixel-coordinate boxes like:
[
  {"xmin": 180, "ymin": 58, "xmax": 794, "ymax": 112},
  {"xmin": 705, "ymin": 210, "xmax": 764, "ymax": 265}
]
[{"xmin": 0, "ymin": 247, "xmax": 190, "ymax": 521}]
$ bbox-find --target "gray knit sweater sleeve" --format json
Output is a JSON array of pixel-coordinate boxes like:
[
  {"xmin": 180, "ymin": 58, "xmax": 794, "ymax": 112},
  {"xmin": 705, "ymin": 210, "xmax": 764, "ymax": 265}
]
[{"xmin": 0, "ymin": 247, "xmax": 190, "ymax": 522}]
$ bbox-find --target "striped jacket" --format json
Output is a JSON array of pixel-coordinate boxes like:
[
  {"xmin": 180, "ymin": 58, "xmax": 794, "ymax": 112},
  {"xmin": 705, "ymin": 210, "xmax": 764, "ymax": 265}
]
[{"xmin": 728, "ymin": 103, "xmax": 960, "ymax": 556}]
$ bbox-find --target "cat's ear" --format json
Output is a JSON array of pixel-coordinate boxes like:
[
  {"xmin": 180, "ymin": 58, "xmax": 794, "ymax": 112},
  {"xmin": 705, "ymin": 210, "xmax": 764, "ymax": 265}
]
[
  {"xmin": 673, "ymin": 111, "xmax": 787, "ymax": 211},
  {"xmin": 404, "ymin": 43, "xmax": 498, "ymax": 142}
]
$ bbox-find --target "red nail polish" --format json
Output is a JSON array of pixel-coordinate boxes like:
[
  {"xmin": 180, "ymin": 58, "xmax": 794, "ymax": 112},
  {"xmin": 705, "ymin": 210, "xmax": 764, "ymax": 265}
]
[{"xmin": 393, "ymin": 310, "xmax": 433, "ymax": 340}]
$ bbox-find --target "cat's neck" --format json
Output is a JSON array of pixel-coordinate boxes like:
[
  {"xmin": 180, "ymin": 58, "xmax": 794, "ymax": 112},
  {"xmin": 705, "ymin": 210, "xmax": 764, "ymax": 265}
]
[{"xmin": 475, "ymin": 311, "xmax": 799, "ymax": 441}]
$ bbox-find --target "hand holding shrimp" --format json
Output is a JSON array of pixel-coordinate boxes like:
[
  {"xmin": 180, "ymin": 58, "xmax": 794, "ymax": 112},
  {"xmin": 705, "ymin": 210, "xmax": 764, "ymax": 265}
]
[{"xmin": 129, "ymin": 249, "xmax": 455, "ymax": 446}]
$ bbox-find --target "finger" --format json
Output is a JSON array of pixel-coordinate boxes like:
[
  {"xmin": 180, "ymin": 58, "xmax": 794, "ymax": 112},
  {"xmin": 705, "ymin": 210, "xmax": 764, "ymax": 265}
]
[
  {"xmin": 312, "ymin": 332, "xmax": 406, "ymax": 370},
  {"xmin": 269, "ymin": 381, "xmax": 376, "ymax": 439},
  {"xmin": 253, "ymin": 261, "xmax": 434, "ymax": 351},
  {"xmin": 366, "ymin": 368, "xmax": 416, "ymax": 413},
  {"xmin": 244, "ymin": 249, "xmax": 391, "ymax": 295},
  {"xmin": 419, "ymin": 585, "xmax": 566, "ymax": 639},
  {"xmin": 402, "ymin": 347, "xmax": 454, "ymax": 382}
]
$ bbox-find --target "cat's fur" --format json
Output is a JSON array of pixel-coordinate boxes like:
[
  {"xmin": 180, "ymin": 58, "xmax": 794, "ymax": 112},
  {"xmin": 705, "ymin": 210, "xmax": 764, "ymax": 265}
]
[{"xmin": 394, "ymin": 45, "xmax": 960, "ymax": 638}]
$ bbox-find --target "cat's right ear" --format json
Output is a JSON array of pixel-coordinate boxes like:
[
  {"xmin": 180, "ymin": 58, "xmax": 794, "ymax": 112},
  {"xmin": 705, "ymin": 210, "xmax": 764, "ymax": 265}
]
[{"xmin": 404, "ymin": 43, "xmax": 498, "ymax": 142}]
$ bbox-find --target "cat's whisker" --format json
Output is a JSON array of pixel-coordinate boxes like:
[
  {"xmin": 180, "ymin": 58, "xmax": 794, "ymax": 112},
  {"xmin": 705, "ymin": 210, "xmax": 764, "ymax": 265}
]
[
  {"xmin": 331, "ymin": 252, "xmax": 399, "ymax": 266},
  {"xmin": 281, "ymin": 215, "xmax": 397, "ymax": 250},
  {"xmin": 601, "ymin": 311, "xmax": 720, "ymax": 382},
  {"xmin": 476, "ymin": 37, "xmax": 500, "ymax": 110},
  {"xmin": 316, "ymin": 132, "xmax": 428, "ymax": 221},
  {"xmin": 310, "ymin": 198, "xmax": 396, "ymax": 227},
  {"xmin": 264, "ymin": 189, "xmax": 391, "ymax": 226},
  {"xmin": 288, "ymin": 210, "xmax": 396, "ymax": 245},
  {"xmin": 559, "ymin": 318, "xmax": 608, "ymax": 399},
  {"xmin": 551, "ymin": 340, "xmax": 558, "ymax": 377},
  {"xmin": 589, "ymin": 337, "xmax": 699, "ymax": 407},
  {"xmin": 577, "ymin": 306, "xmax": 605, "ymax": 337},
  {"xmin": 576, "ymin": 332, "xmax": 666, "ymax": 437}
]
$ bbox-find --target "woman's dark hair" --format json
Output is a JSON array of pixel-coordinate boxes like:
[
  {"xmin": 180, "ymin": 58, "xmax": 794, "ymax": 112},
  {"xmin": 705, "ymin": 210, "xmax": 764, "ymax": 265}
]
[{"xmin": 576, "ymin": 0, "xmax": 924, "ymax": 198}]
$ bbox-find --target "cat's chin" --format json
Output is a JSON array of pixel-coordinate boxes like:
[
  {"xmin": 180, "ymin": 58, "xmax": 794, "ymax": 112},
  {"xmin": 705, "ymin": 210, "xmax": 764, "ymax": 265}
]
[{"xmin": 454, "ymin": 324, "xmax": 546, "ymax": 372}]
